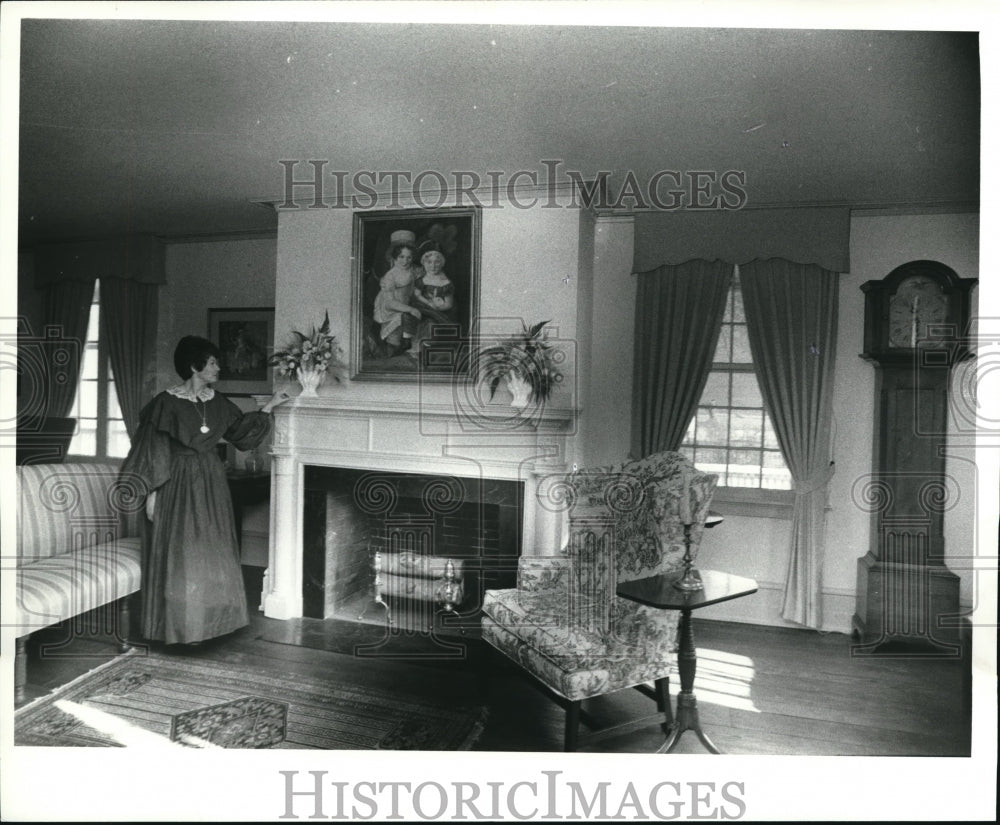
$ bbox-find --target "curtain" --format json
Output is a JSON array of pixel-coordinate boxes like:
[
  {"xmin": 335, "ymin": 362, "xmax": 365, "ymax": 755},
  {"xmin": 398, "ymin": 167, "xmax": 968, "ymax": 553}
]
[
  {"xmin": 740, "ymin": 259, "xmax": 839, "ymax": 629},
  {"xmin": 41, "ymin": 279, "xmax": 96, "ymax": 418},
  {"xmin": 632, "ymin": 207, "xmax": 851, "ymax": 274},
  {"xmin": 32, "ymin": 234, "xmax": 165, "ymax": 436},
  {"xmin": 631, "ymin": 260, "xmax": 732, "ymax": 458},
  {"xmin": 101, "ymin": 278, "xmax": 159, "ymax": 437}
]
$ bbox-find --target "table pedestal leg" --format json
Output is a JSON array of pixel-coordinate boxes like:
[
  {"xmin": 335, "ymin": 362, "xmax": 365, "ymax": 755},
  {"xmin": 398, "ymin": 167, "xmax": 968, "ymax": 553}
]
[{"xmin": 657, "ymin": 607, "xmax": 721, "ymax": 754}]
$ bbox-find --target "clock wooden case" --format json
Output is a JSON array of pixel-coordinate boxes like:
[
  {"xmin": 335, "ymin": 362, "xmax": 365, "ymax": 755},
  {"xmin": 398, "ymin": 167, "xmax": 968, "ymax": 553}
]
[
  {"xmin": 861, "ymin": 260, "xmax": 975, "ymax": 362},
  {"xmin": 855, "ymin": 260, "xmax": 976, "ymax": 650}
]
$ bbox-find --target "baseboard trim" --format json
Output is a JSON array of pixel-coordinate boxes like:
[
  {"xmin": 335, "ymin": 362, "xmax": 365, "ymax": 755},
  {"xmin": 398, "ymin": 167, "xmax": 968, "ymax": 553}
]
[{"xmin": 693, "ymin": 578, "xmax": 855, "ymax": 634}]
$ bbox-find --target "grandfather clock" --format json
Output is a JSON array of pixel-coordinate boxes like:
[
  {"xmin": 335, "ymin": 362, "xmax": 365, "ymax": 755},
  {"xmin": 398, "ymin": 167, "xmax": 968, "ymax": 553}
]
[{"xmin": 854, "ymin": 260, "xmax": 976, "ymax": 651}]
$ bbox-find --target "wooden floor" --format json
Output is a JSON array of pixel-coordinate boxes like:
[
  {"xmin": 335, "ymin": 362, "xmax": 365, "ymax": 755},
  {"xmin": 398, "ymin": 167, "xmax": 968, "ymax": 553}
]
[{"xmin": 16, "ymin": 573, "xmax": 972, "ymax": 756}]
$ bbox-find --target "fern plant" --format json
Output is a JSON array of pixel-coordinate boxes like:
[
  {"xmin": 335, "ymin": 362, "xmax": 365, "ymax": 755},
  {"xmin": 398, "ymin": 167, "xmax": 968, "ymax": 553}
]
[{"xmin": 478, "ymin": 319, "xmax": 562, "ymax": 403}]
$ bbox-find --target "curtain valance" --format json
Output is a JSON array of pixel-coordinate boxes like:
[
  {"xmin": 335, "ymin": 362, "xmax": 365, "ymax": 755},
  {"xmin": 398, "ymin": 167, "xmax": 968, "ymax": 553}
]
[
  {"xmin": 33, "ymin": 234, "xmax": 166, "ymax": 286},
  {"xmin": 632, "ymin": 206, "xmax": 851, "ymax": 274}
]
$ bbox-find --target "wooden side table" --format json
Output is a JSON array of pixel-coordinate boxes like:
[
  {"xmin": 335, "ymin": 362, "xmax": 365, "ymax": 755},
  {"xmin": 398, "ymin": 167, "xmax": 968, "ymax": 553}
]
[{"xmin": 617, "ymin": 568, "xmax": 758, "ymax": 754}]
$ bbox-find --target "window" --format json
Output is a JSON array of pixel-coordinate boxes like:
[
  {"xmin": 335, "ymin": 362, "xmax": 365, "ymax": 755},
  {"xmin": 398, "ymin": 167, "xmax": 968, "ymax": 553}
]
[
  {"xmin": 67, "ymin": 281, "xmax": 130, "ymax": 459},
  {"xmin": 680, "ymin": 271, "xmax": 792, "ymax": 492}
]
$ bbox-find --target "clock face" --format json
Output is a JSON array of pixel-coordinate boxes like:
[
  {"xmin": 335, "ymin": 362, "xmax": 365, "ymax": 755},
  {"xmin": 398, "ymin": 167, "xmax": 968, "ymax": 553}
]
[{"xmin": 888, "ymin": 275, "xmax": 948, "ymax": 348}]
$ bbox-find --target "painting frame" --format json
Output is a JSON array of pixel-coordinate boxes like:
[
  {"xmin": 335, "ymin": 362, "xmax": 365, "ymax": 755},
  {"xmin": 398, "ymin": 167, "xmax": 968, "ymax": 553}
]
[
  {"xmin": 207, "ymin": 306, "xmax": 275, "ymax": 396},
  {"xmin": 352, "ymin": 206, "xmax": 482, "ymax": 382}
]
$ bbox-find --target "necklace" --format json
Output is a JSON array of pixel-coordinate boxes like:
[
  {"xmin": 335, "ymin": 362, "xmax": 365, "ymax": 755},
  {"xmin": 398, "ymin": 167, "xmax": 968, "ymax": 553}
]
[{"xmin": 197, "ymin": 399, "xmax": 210, "ymax": 434}]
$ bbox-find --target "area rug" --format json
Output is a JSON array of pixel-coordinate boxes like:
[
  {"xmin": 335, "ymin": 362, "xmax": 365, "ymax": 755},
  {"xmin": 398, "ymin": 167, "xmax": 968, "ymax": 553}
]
[{"xmin": 14, "ymin": 651, "xmax": 487, "ymax": 750}]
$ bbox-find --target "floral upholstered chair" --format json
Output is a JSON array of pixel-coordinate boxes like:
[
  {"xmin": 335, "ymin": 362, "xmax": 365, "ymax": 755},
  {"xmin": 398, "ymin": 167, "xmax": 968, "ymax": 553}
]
[{"xmin": 480, "ymin": 451, "xmax": 718, "ymax": 751}]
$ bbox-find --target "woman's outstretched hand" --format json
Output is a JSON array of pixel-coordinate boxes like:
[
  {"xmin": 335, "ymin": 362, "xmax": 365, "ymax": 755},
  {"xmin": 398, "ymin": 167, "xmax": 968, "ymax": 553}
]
[{"xmin": 262, "ymin": 390, "xmax": 292, "ymax": 414}]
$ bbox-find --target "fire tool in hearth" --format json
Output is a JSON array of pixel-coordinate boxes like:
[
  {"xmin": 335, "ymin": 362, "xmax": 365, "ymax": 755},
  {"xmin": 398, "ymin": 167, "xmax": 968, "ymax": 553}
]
[{"xmin": 357, "ymin": 548, "xmax": 392, "ymax": 625}]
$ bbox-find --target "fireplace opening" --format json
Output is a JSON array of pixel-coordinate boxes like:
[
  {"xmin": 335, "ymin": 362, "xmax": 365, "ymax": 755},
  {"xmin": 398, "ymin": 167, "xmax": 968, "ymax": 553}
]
[{"xmin": 302, "ymin": 466, "xmax": 523, "ymax": 633}]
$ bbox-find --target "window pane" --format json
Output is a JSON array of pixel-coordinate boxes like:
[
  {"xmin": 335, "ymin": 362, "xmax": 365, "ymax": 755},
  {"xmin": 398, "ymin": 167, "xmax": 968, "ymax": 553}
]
[
  {"xmin": 731, "ymin": 287, "xmax": 745, "ymax": 322},
  {"xmin": 682, "ymin": 416, "xmax": 696, "ymax": 444},
  {"xmin": 80, "ymin": 345, "xmax": 99, "ymax": 380},
  {"xmin": 763, "ymin": 417, "xmax": 781, "ymax": 450},
  {"xmin": 731, "ymin": 324, "xmax": 752, "ymax": 363},
  {"xmin": 107, "ymin": 380, "xmax": 123, "ymax": 417},
  {"xmin": 731, "ymin": 372, "xmax": 762, "ymax": 407},
  {"xmin": 696, "ymin": 447, "xmax": 727, "ymax": 470},
  {"xmin": 70, "ymin": 421, "xmax": 97, "ymax": 456},
  {"xmin": 87, "ymin": 303, "xmax": 99, "ymax": 342},
  {"xmin": 762, "ymin": 468, "xmax": 793, "ymax": 490},
  {"xmin": 729, "ymin": 409, "xmax": 763, "ymax": 447},
  {"xmin": 722, "ymin": 288, "xmax": 733, "ymax": 323},
  {"xmin": 727, "ymin": 472, "xmax": 760, "ymax": 488},
  {"xmin": 762, "ymin": 450, "xmax": 787, "ymax": 468},
  {"xmin": 78, "ymin": 380, "xmax": 98, "ymax": 417},
  {"xmin": 713, "ymin": 326, "xmax": 731, "ymax": 363},
  {"xmin": 762, "ymin": 451, "xmax": 792, "ymax": 488},
  {"xmin": 696, "ymin": 408, "xmax": 729, "ymax": 445},
  {"xmin": 728, "ymin": 449, "xmax": 762, "ymax": 487},
  {"xmin": 700, "ymin": 372, "xmax": 729, "ymax": 407},
  {"xmin": 107, "ymin": 419, "xmax": 130, "ymax": 458}
]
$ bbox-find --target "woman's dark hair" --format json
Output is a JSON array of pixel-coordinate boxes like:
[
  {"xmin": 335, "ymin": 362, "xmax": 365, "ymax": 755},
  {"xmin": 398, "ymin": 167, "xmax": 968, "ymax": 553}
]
[{"xmin": 174, "ymin": 336, "xmax": 221, "ymax": 379}]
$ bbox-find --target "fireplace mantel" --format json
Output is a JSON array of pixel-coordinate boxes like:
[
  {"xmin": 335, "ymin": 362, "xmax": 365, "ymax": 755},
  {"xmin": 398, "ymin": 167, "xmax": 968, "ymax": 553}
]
[
  {"xmin": 262, "ymin": 394, "xmax": 580, "ymax": 619},
  {"xmin": 274, "ymin": 395, "xmax": 578, "ymax": 476}
]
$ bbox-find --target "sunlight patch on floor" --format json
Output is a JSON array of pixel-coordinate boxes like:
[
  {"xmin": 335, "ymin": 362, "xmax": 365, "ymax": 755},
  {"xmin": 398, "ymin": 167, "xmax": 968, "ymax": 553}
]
[
  {"xmin": 685, "ymin": 647, "xmax": 760, "ymax": 713},
  {"xmin": 54, "ymin": 700, "xmax": 218, "ymax": 748}
]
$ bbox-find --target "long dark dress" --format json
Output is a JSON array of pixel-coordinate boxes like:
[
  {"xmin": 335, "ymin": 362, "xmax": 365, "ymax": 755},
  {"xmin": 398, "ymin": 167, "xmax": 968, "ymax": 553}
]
[{"xmin": 120, "ymin": 389, "xmax": 271, "ymax": 644}]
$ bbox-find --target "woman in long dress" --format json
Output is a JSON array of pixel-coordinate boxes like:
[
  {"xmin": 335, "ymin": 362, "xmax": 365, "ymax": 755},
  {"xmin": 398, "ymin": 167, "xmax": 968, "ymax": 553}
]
[{"xmin": 121, "ymin": 335, "xmax": 290, "ymax": 644}]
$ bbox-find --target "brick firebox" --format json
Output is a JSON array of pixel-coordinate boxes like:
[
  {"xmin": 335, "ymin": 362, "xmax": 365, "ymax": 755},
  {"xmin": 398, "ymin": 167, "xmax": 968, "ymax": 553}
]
[{"xmin": 302, "ymin": 466, "xmax": 523, "ymax": 625}]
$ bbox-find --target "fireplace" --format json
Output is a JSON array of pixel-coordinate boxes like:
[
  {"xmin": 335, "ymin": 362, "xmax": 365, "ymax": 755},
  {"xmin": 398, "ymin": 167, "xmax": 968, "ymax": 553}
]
[
  {"xmin": 262, "ymin": 395, "xmax": 577, "ymax": 622},
  {"xmin": 301, "ymin": 467, "xmax": 522, "ymax": 630}
]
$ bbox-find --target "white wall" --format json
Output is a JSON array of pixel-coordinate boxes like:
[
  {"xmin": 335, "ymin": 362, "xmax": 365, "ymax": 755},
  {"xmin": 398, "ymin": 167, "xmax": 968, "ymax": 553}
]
[
  {"xmin": 587, "ymin": 216, "xmax": 636, "ymax": 467},
  {"xmin": 157, "ymin": 236, "xmax": 277, "ymax": 391}
]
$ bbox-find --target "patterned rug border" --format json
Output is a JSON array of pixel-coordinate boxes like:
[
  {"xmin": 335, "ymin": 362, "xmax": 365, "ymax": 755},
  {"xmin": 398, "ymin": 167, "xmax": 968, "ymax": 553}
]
[
  {"xmin": 15, "ymin": 650, "xmax": 488, "ymax": 751},
  {"xmin": 15, "ymin": 648, "xmax": 142, "ymax": 714}
]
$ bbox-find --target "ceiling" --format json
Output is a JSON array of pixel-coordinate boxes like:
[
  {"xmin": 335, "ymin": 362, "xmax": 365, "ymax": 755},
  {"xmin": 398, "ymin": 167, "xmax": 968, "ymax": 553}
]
[{"xmin": 15, "ymin": 19, "xmax": 981, "ymax": 245}]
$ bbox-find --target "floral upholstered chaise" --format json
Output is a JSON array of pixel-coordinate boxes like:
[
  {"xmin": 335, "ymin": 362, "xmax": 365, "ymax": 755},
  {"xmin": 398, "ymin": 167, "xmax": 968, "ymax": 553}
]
[{"xmin": 480, "ymin": 451, "xmax": 718, "ymax": 751}]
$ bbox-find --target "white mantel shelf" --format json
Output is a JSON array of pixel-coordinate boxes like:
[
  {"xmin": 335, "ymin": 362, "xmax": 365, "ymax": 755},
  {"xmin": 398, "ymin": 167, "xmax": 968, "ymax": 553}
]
[
  {"xmin": 282, "ymin": 394, "xmax": 579, "ymax": 425},
  {"xmin": 286, "ymin": 394, "xmax": 579, "ymax": 421},
  {"xmin": 261, "ymin": 393, "xmax": 580, "ymax": 620}
]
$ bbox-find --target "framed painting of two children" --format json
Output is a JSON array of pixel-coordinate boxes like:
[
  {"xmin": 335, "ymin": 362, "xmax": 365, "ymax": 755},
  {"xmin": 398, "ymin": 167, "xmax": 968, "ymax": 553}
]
[{"xmin": 353, "ymin": 206, "xmax": 480, "ymax": 382}]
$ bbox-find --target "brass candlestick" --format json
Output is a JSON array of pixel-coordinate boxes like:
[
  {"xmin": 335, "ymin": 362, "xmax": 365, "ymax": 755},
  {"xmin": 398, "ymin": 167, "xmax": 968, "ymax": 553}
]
[{"xmin": 674, "ymin": 522, "xmax": 704, "ymax": 591}]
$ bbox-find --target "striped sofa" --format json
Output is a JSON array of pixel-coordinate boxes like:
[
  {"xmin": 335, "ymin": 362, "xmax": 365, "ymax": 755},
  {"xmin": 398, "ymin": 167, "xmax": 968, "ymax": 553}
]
[{"xmin": 14, "ymin": 463, "xmax": 144, "ymax": 704}]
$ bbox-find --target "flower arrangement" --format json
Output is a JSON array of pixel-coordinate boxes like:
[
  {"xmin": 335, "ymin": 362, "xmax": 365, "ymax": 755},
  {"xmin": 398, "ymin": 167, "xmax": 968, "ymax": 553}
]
[
  {"xmin": 479, "ymin": 319, "xmax": 563, "ymax": 405},
  {"xmin": 268, "ymin": 311, "xmax": 347, "ymax": 392}
]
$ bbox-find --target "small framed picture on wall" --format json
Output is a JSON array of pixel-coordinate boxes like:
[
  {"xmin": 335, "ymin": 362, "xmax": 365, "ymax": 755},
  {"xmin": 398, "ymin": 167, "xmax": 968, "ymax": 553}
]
[{"xmin": 207, "ymin": 307, "xmax": 275, "ymax": 396}]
